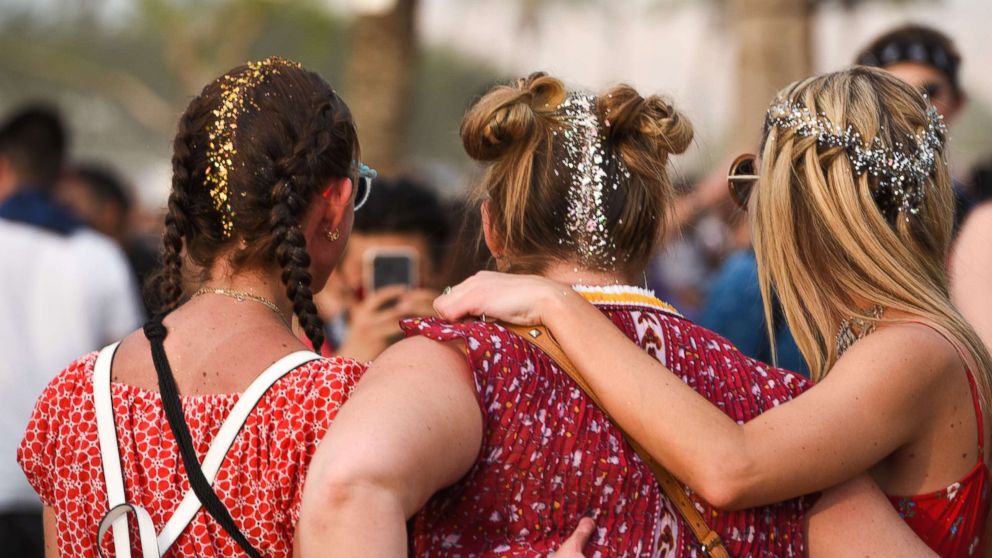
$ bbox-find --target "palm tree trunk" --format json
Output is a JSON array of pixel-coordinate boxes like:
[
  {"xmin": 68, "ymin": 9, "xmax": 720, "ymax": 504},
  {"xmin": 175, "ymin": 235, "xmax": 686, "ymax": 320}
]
[
  {"xmin": 729, "ymin": 0, "xmax": 813, "ymax": 151},
  {"xmin": 344, "ymin": 0, "xmax": 419, "ymax": 176}
]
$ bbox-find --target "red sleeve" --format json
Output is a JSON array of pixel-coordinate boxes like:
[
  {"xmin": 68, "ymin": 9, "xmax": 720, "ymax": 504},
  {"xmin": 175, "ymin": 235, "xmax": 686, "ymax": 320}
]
[{"xmin": 17, "ymin": 353, "xmax": 96, "ymax": 506}]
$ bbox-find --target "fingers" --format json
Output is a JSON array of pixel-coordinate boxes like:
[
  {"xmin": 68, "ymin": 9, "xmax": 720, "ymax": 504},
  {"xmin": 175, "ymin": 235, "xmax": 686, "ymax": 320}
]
[
  {"xmin": 552, "ymin": 517, "xmax": 596, "ymax": 557},
  {"xmin": 364, "ymin": 285, "xmax": 409, "ymax": 310},
  {"xmin": 434, "ymin": 288, "xmax": 476, "ymax": 321},
  {"xmin": 434, "ymin": 271, "xmax": 491, "ymax": 320}
]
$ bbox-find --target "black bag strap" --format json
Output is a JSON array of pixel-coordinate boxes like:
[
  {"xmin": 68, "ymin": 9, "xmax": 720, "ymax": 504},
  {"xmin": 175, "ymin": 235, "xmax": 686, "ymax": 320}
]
[{"xmin": 143, "ymin": 316, "xmax": 263, "ymax": 558}]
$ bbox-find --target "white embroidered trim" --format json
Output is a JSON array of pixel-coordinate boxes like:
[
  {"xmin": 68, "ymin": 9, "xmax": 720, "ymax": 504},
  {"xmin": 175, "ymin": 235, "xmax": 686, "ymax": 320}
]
[{"xmin": 572, "ymin": 284, "xmax": 658, "ymax": 298}]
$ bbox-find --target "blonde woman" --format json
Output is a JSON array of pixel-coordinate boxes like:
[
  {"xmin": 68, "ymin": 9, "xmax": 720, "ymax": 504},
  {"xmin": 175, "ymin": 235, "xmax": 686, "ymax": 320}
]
[{"xmin": 436, "ymin": 66, "xmax": 991, "ymax": 557}]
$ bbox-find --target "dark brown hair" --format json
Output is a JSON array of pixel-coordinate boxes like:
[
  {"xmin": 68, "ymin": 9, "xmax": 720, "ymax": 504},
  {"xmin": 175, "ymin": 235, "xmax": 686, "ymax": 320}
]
[
  {"xmin": 856, "ymin": 24, "xmax": 963, "ymax": 97},
  {"xmin": 0, "ymin": 104, "xmax": 66, "ymax": 190},
  {"xmin": 460, "ymin": 72, "xmax": 692, "ymax": 277},
  {"xmin": 149, "ymin": 59, "xmax": 359, "ymax": 350}
]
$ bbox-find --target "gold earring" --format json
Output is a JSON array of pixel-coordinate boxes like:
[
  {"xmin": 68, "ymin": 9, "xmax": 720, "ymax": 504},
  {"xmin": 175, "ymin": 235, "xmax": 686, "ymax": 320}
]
[{"xmin": 325, "ymin": 228, "xmax": 340, "ymax": 242}]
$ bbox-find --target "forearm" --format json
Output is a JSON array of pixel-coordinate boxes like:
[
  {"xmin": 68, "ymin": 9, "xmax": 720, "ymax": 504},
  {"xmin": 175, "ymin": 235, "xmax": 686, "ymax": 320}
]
[
  {"xmin": 438, "ymin": 273, "xmax": 920, "ymax": 508},
  {"xmin": 538, "ymin": 289, "xmax": 925, "ymax": 509},
  {"xmin": 807, "ymin": 474, "xmax": 936, "ymax": 557},
  {"xmin": 43, "ymin": 506, "xmax": 59, "ymax": 558},
  {"xmin": 295, "ymin": 481, "xmax": 408, "ymax": 557},
  {"xmin": 541, "ymin": 290, "xmax": 755, "ymax": 508}
]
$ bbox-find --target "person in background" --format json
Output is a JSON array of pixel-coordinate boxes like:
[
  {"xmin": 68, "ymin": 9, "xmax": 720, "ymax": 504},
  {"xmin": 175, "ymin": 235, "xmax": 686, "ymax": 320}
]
[
  {"xmin": 57, "ymin": 163, "xmax": 131, "ymax": 244},
  {"xmin": 57, "ymin": 162, "xmax": 161, "ymax": 315},
  {"xmin": 0, "ymin": 104, "xmax": 141, "ymax": 556},
  {"xmin": 313, "ymin": 176, "xmax": 447, "ymax": 361},
  {"xmin": 438, "ymin": 197, "xmax": 491, "ymax": 287},
  {"xmin": 856, "ymin": 23, "xmax": 973, "ymax": 231},
  {"xmin": 699, "ymin": 213, "xmax": 808, "ymax": 376},
  {"xmin": 967, "ymin": 157, "xmax": 992, "ymax": 204},
  {"xmin": 951, "ymin": 157, "xmax": 992, "ymax": 359}
]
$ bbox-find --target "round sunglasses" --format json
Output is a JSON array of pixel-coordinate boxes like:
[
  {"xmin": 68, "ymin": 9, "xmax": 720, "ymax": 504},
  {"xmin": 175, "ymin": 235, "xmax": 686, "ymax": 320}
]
[{"xmin": 727, "ymin": 153, "xmax": 759, "ymax": 211}]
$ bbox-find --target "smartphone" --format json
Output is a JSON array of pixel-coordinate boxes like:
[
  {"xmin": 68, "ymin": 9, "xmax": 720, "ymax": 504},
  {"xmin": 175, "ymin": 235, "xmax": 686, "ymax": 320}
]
[{"xmin": 363, "ymin": 247, "xmax": 419, "ymax": 294}]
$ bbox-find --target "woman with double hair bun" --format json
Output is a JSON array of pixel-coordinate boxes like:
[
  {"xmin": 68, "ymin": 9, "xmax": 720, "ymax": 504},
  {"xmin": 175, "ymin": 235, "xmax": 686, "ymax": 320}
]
[
  {"xmin": 297, "ymin": 72, "xmax": 934, "ymax": 557},
  {"xmin": 436, "ymin": 67, "xmax": 991, "ymax": 557},
  {"xmin": 17, "ymin": 58, "xmax": 377, "ymax": 556}
]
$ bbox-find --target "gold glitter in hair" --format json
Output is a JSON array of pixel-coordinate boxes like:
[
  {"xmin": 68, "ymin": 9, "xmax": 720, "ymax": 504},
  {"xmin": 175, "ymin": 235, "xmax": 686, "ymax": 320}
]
[{"xmin": 205, "ymin": 56, "xmax": 302, "ymax": 237}]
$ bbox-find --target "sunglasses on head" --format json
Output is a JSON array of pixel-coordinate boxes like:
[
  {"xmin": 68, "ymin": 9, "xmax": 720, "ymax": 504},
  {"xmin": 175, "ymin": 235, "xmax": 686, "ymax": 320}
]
[
  {"xmin": 727, "ymin": 153, "xmax": 758, "ymax": 211},
  {"xmin": 351, "ymin": 161, "xmax": 378, "ymax": 211}
]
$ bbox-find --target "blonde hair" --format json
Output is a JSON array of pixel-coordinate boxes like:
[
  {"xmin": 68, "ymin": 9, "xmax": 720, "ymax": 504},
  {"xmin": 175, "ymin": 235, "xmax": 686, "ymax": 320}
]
[
  {"xmin": 753, "ymin": 66, "xmax": 992, "ymax": 408},
  {"xmin": 460, "ymin": 72, "xmax": 693, "ymax": 276}
]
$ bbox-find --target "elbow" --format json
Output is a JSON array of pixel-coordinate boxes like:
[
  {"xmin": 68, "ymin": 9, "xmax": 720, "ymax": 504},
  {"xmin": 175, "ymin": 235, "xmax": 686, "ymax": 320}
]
[
  {"xmin": 312, "ymin": 474, "xmax": 378, "ymax": 512},
  {"xmin": 295, "ymin": 459, "xmax": 409, "ymax": 556},
  {"xmin": 695, "ymin": 477, "xmax": 747, "ymax": 511},
  {"xmin": 307, "ymin": 462, "xmax": 400, "ymax": 515},
  {"xmin": 300, "ymin": 456, "xmax": 407, "ymax": 531},
  {"xmin": 691, "ymin": 452, "xmax": 755, "ymax": 512}
]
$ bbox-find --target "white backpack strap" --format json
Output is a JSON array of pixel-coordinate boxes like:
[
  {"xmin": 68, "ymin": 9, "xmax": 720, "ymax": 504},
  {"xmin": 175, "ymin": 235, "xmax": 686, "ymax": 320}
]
[
  {"xmin": 157, "ymin": 351, "xmax": 321, "ymax": 553},
  {"xmin": 93, "ymin": 342, "xmax": 134, "ymax": 557},
  {"xmin": 97, "ymin": 504, "xmax": 158, "ymax": 558}
]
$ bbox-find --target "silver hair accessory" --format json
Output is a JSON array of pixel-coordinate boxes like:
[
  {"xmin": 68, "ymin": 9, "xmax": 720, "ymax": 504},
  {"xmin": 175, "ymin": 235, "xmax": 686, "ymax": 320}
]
[
  {"xmin": 765, "ymin": 97, "xmax": 947, "ymax": 217},
  {"xmin": 553, "ymin": 92, "xmax": 631, "ymax": 265}
]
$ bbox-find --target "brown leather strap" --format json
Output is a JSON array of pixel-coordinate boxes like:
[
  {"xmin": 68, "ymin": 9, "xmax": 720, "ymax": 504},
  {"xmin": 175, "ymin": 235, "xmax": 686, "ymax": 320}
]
[{"xmin": 502, "ymin": 323, "xmax": 729, "ymax": 558}]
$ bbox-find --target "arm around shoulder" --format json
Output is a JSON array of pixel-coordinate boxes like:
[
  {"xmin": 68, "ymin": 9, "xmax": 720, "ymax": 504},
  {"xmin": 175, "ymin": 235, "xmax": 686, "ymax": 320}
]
[{"xmin": 294, "ymin": 335, "xmax": 483, "ymax": 558}]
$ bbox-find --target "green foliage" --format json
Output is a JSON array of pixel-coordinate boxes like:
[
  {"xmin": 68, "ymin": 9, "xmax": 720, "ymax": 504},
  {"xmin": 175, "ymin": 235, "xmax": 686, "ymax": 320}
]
[
  {"xmin": 409, "ymin": 43, "xmax": 505, "ymax": 166},
  {"xmin": 0, "ymin": 0, "xmax": 501, "ymax": 199}
]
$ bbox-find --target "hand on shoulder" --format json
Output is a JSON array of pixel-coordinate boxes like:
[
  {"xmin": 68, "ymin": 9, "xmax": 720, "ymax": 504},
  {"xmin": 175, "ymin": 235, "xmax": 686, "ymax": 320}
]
[{"xmin": 434, "ymin": 271, "xmax": 578, "ymax": 326}]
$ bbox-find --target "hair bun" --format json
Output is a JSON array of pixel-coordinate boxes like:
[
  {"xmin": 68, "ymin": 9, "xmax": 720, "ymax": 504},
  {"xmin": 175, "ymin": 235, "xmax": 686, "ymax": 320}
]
[
  {"xmin": 598, "ymin": 85, "xmax": 693, "ymax": 158},
  {"xmin": 461, "ymin": 72, "xmax": 566, "ymax": 161}
]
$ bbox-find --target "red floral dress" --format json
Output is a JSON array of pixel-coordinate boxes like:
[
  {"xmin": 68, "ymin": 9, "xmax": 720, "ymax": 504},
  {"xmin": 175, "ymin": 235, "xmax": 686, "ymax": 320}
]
[
  {"xmin": 887, "ymin": 366, "xmax": 990, "ymax": 557},
  {"xmin": 402, "ymin": 285, "xmax": 812, "ymax": 557},
  {"xmin": 17, "ymin": 351, "xmax": 364, "ymax": 557}
]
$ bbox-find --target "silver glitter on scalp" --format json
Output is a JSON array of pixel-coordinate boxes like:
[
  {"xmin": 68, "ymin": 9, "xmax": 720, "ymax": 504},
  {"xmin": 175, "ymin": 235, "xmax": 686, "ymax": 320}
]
[
  {"xmin": 553, "ymin": 93, "xmax": 631, "ymax": 266},
  {"xmin": 765, "ymin": 96, "xmax": 947, "ymax": 217}
]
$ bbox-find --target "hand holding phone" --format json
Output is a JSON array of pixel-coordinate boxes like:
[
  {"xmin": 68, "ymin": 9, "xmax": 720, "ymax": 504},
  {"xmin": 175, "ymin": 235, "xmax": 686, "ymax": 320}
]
[
  {"xmin": 363, "ymin": 247, "xmax": 419, "ymax": 294},
  {"xmin": 337, "ymin": 284, "xmax": 439, "ymax": 362}
]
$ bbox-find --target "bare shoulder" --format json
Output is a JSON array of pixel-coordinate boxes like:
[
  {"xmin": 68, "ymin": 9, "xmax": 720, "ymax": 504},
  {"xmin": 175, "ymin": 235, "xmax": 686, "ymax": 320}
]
[
  {"xmin": 366, "ymin": 335, "xmax": 470, "ymax": 377},
  {"xmin": 849, "ymin": 321, "xmax": 964, "ymax": 387},
  {"xmin": 961, "ymin": 202, "xmax": 992, "ymax": 231}
]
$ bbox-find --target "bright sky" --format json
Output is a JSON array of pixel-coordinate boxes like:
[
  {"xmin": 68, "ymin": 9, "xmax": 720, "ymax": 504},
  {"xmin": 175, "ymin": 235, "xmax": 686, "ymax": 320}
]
[{"xmin": 408, "ymin": 0, "xmax": 992, "ymax": 170}]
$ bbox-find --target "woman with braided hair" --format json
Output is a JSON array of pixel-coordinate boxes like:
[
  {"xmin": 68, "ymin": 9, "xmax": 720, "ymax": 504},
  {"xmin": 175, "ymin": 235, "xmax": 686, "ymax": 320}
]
[
  {"xmin": 297, "ymin": 72, "xmax": 936, "ymax": 557},
  {"xmin": 437, "ymin": 66, "xmax": 992, "ymax": 557},
  {"xmin": 16, "ymin": 58, "xmax": 376, "ymax": 556}
]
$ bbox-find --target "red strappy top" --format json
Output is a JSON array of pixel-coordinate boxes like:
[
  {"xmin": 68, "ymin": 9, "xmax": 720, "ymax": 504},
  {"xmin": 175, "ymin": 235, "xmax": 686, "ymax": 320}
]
[{"xmin": 887, "ymin": 364, "xmax": 990, "ymax": 557}]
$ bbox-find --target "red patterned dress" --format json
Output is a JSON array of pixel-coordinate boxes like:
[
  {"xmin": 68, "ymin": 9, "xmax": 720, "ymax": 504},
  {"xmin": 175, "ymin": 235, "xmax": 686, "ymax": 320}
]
[
  {"xmin": 17, "ymin": 351, "xmax": 364, "ymax": 557},
  {"xmin": 887, "ymin": 363, "xmax": 990, "ymax": 557},
  {"xmin": 402, "ymin": 285, "xmax": 812, "ymax": 557}
]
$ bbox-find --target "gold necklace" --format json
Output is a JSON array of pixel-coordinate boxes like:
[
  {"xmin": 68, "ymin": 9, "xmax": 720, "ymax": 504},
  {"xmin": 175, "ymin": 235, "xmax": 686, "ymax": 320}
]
[
  {"xmin": 835, "ymin": 305, "xmax": 884, "ymax": 357},
  {"xmin": 192, "ymin": 287, "xmax": 290, "ymax": 327}
]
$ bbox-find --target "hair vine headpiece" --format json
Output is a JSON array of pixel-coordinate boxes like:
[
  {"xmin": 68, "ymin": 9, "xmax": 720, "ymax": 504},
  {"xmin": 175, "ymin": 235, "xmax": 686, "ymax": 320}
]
[
  {"xmin": 552, "ymin": 92, "xmax": 630, "ymax": 266},
  {"xmin": 206, "ymin": 56, "xmax": 302, "ymax": 237},
  {"xmin": 765, "ymin": 96, "xmax": 946, "ymax": 217}
]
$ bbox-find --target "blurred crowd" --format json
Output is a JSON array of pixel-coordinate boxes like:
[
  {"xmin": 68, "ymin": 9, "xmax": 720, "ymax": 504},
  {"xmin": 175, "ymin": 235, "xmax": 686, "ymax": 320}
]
[
  {"xmin": 3, "ymin": 24, "xmax": 991, "ymax": 371},
  {"xmin": 2, "ymin": 20, "xmax": 992, "ymax": 555}
]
